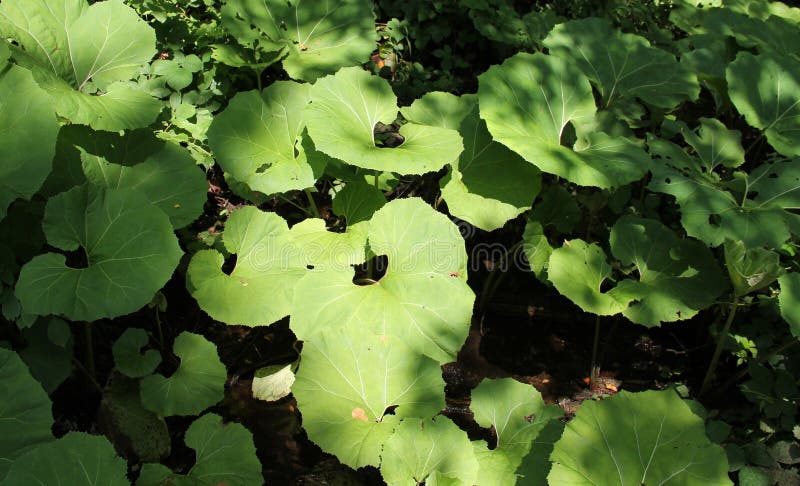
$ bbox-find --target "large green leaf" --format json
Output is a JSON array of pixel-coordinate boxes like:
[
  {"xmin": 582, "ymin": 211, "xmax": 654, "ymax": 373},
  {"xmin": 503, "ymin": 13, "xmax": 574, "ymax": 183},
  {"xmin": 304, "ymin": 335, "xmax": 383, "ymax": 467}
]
[
  {"xmin": 381, "ymin": 418, "xmax": 479, "ymax": 485},
  {"xmin": 305, "ymin": 67, "xmax": 464, "ymax": 175},
  {"xmin": 649, "ymin": 137, "xmax": 800, "ymax": 248},
  {"xmin": 0, "ymin": 348, "xmax": 53, "ymax": 480},
  {"xmin": 403, "ymin": 93, "xmax": 541, "ymax": 231},
  {"xmin": 80, "ymin": 142, "xmax": 206, "ymax": 229},
  {"xmin": 471, "ymin": 378, "xmax": 563, "ymax": 486},
  {"xmin": 549, "ymin": 389, "xmax": 732, "ymax": 485},
  {"xmin": 778, "ymin": 273, "xmax": 800, "ymax": 337},
  {"xmin": 543, "ymin": 18, "xmax": 699, "ymax": 115},
  {"xmin": 207, "ymin": 82, "xmax": 319, "ymax": 196},
  {"xmin": 290, "ymin": 198, "xmax": 474, "ymax": 363},
  {"xmin": 0, "ymin": 0, "xmax": 161, "ymax": 131},
  {"xmin": 728, "ymin": 52, "xmax": 800, "ymax": 157},
  {"xmin": 0, "ymin": 64, "xmax": 59, "ymax": 219},
  {"xmin": 548, "ymin": 240, "xmax": 630, "ymax": 316},
  {"xmin": 609, "ymin": 216, "xmax": 726, "ymax": 326},
  {"xmin": 137, "ymin": 413, "xmax": 262, "ymax": 485},
  {"xmin": 15, "ymin": 185, "xmax": 182, "ymax": 321},
  {"xmin": 187, "ymin": 206, "xmax": 365, "ymax": 326},
  {"xmin": 139, "ymin": 332, "xmax": 226, "ymax": 417},
  {"xmin": 478, "ymin": 52, "xmax": 651, "ymax": 188},
  {"xmin": 221, "ymin": 0, "xmax": 376, "ymax": 81},
  {"xmin": 293, "ymin": 325, "xmax": 446, "ymax": 469},
  {"xmin": 1, "ymin": 432, "xmax": 127, "ymax": 486}
]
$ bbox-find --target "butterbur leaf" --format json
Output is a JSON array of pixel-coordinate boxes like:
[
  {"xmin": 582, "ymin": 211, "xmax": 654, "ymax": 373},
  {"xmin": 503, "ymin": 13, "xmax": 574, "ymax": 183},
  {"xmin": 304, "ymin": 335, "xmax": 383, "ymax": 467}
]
[
  {"xmin": 649, "ymin": 139, "xmax": 800, "ymax": 248},
  {"xmin": 549, "ymin": 389, "xmax": 731, "ymax": 485},
  {"xmin": 0, "ymin": 0, "xmax": 161, "ymax": 131},
  {"xmin": 81, "ymin": 142, "xmax": 207, "ymax": 229},
  {"xmin": 306, "ymin": 67, "xmax": 464, "ymax": 175},
  {"xmin": 138, "ymin": 413, "xmax": 262, "ymax": 485},
  {"xmin": 543, "ymin": 18, "xmax": 699, "ymax": 115},
  {"xmin": 140, "ymin": 332, "xmax": 226, "ymax": 417},
  {"xmin": 252, "ymin": 364, "xmax": 295, "ymax": 402},
  {"xmin": 778, "ymin": 273, "xmax": 800, "ymax": 337},
  {"xmin": 207, "ymin": 82, "xmax": 319, "ymax": 196},
  {"xmin": 380, "ymin": 418, "xmax": 479, "ymax": 485},
  {"xmin": 609, "ymin": 216, "xmax": 726, "ymax": 326},
  {"xmin": 682, "ymin": 118, "xmax": 746, "ymax": 170},
  {"xmin": 724, "ymin": 241, "xmax": 784, "ymax": 297},
  {"xmin": 112, "ymin": 328, "xmax": 161, "ymax": 378},
  {"xmin": 2, "ymin": 432, "xmax": 127, "ymax": 485},
  {"xmin": 293, "ymin": 325, "xmax": 446, "ymax": 468},
  {"xmin": 19, "ymin": 317, "xmax": 74, "ymax": 393},
  {"xmin": 403, "ymin": 93, "xmax": 541, "ymax": 231},
  {"xmin": 471, "ymin": 378, "xmax": 563, "ymax": 486},
  {"xmin": 547, "ymin": 240, "xmax": 631, "ymax": 316},
  {"xmin": 221, "ymin": 0, "xmax": 376, "ymax": 81},
  {"xmin": 478, "ymin": 52, "xmax": 651, "ymax": 188},
  {"xmin": 521, "ymin": 220, "xmax": 553, "ymax": 279},
  {"xmin": 728, "ymin": 53, "xmax": 800, "ymax": 157},
  {"xmin": 332, "ymin": 180, "xmax": 386, "ymax": 225},
  {"xmin": 0, "ymin": 348, "xmax": 54, "ymax": 480},
  {"xmin": 291, "ymin": 198, "xmax": 474, "ymax": 363},
  {"xmin": 15, "ymin": 185, "xmax": 182, "ymax": 322},
  {"xmin": 0, "ymin": 64, "xmax": 60, "ymax": 219}
]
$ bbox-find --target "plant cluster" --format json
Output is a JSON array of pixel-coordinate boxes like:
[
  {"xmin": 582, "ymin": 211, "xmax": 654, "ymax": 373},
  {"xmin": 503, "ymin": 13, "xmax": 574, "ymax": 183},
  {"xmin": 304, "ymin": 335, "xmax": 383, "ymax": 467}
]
[{"xmin": 0, "ymin": 0, "xmax": 799, "ymax": 485}]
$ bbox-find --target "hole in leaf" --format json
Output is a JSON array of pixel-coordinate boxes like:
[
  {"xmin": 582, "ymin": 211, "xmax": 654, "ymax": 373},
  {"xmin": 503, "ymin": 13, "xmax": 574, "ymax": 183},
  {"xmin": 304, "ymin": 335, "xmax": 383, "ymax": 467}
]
[
  {"xmin": 352, "ymin": 254, "xmax": 388, "ymax": 285},
  {"xmin": 708, "ymin": 214, "xmax": 721, "ymax": 227},
  {"xmin": 64, "ymin": 249, "xmax": 89, "ymax": 269},
  {"xmin": 664, "ymin": 177, "xmax": 671, "ymax": 184},
  {"xmin": 383, "ymin": 404, "xmax": 398, "ymax": 416},
  {"xmin": 306, "ymin": 264, "xmax": 314, "ymax": 270},
  {"xmin": 221, "ymin": 254, "xmax": 237, "ymax": 275},
  {"xmin": 768, "ymin": 172, "xmax": 779, "ymax": 179},
  {"xmin": 255, "ymin": 163, "xmax": 271, "ymax": 173},
  {"xmin": 560, "ymin": 121, "xmax": 577, "ymax": 148}
]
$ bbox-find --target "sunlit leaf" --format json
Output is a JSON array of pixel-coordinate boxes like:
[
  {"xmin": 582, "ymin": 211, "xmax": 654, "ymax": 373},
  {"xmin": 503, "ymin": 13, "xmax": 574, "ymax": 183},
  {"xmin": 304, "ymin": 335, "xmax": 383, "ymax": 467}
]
[{"xmin": 724, "ymin": 240, "xmax": 784, "ymax": 297}]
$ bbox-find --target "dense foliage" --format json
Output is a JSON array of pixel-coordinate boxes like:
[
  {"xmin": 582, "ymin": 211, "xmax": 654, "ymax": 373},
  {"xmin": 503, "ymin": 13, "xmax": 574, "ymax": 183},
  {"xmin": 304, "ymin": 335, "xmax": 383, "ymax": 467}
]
[{"xmin": 1, "ymin": 0, "xmax": 799, "ymax": 484}]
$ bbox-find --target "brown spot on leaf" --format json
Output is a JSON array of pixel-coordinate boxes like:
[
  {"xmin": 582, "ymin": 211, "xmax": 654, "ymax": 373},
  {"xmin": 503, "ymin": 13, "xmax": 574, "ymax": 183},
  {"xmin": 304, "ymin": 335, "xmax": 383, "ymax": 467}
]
[{"xmin": 351, "ymin": 407, "xmax": 368, "ymax": 422}]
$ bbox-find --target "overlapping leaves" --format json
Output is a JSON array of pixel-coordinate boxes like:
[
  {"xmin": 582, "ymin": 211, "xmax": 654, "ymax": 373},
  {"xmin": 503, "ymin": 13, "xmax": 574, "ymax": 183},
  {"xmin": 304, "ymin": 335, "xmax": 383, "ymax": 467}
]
[{"xmin": 478, "ymin": 52, "xmax": 651, "ymax": 188}]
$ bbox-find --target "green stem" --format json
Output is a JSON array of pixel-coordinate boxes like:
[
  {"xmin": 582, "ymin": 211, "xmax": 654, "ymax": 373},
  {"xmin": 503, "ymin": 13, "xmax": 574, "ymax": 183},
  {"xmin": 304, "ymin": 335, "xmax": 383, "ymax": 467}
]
[
  {"xmin": 304, "ymin": 188, "xmax": 321, "ymax": 218},
  {"xmin": 155, "ymin": 308, "xmax": 165, "ymax": 355},
  {"xmin": 700, "ymin": 297, "xmax": 740, "ymax": 397},
  {"xmin": 255, "ymin": 68, "xmax": 263, "ymax": 92},
  {"xmin": 84, "ymin": 322, "xmax": 96, "ymax": 381},
  {"xmin": 477, "ymin": 242, "xmax": 522, "ymax": 314},
  {"xmin": 276, "ymin": 193, "xmax": 313, "ymax": 216},
  {"xmin": 374, "ymin": 172, "xmax": 380, "ymax": 191},
  {"xmin": 590, "ymin": 314, "xmax": 601, "ymax": 388}
]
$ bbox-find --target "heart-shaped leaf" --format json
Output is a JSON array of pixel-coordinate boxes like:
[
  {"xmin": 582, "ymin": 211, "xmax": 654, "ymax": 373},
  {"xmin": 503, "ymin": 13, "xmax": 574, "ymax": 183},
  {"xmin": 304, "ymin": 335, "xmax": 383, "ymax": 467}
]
[
  {"xmin": 207, "ymin": 82, "xmax": 320, "ymax": 196},
  {"xmin": 549, "ymin": 389, "xmax": 732, "ymax": 485},
  {"xmin": 221, "ymin": 0, "xmax": 376, "ymax": 81},
  {"xmin": 15, "ymin": 185, "xmax": 182, "ymax": 321},
  {"xmin": 137, "ymin": 413, "xmax": 262, "ymax": 485},
  {"xmin": 0, "ymin": 348, "xmax": 53, "ymax": 480},
  {"xmin": 290, "ymin": 198, "xmax": 474, "ymax": 363},
  {"xmin": 293, "ymin": 325, "xmax": 446, "ymax": 469},
  {"xmin": 544, "ymin": 18, "xmax": 699, "ymax": 115},
  {"xmin": 305, "ymin": 67, "xmax": 464, "ymax": 175},
  {"xmin": 728, "ymin": 52, "xmax": 800, "ymax": 157},
  {"xmin": 332, "ymin": 180, "xmax": 387, "ymax": 225},
  {"xmin": 252, "ymin": 364, "xmax": 295, "ymax": 402},
  {"xmin": 478, "ymin": 52, "xmax": 651, "ymax": 188},
  {"xmin": 381, "ymin": 418, "xmax": 479, "ymax": 485},
  {"xmin": 2, "ymin": 432, "xmax": 128, "ymax": 485},
  {"xmin": 140, "ymin": 332, "xmax": 226, "ymax": 417},
  {"xmin": 0, "ymin": 64, "xmax": 60, "ymax": 219},
  {"xmin": 724, "ymin": 240, "xmax": 785, "ymax": 297},
  {"xmin": 112, "ymin": 328, "xmax": 161, "ymax": 379},
  {"xmin": 0, "ymin": 0, "xmax": 161, "ymax": 131}
]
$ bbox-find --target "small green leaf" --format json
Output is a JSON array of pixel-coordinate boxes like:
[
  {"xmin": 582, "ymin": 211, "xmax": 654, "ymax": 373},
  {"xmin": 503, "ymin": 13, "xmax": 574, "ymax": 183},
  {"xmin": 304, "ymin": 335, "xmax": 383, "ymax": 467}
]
[
  {"xmin": 207, "ymin": 82, "xmax": 319, "ymax": 196},
  {"xmin": 2, "ymin": 432, "xmax": 127, "ymax": 486},
  {"xmin": 724, "ymin": 240, "xmax": 784, "ymax": 297},
  {"xmin": 19, "ymin": 318, "xmax": 74, "ymax": 393},
  {"xmin": 549, "ymin": 389, "xmax": 732, "ymax": 485},
  {"xmin": 306, "ymin": 67, "xmax": 463, "ymax": 175},
  {"xmin": 381, "ymin": 418, "xmax": 479, "ymax": 486},
  {"xmin": 112, "ymin": 328, "xmax": 161, "ymax": 379},
  {"xmin": 778, "ymin": 273, "xmax": 800, "ymax": 337},
  {"xmin": 399, "ymin": 91, "xmax": 475, "ymax": 130},
  {"xmin": 478, "ymin": 52, "xmax": 651, "ymax": 188},
  {"xmin": 0, "ymin": 64, "xmax": 60, "ymax": 219},
  {"xmin": 332, "ymin": 180, "xmax": 386, "ymax": 225},
  {"xmin": 15, "ymin": 185, "xmax": 183, "ymax": 321},
  {"xmin": 522, "ymin": 220, "xmax": 553, "ymax": 280},
  {"xmin": 293, "ymin": 325, "xmax": 446, "ymax": 469},
  {"xmin": 138, "ymin": 413, "xmax": 262, "ymax": 485},
  {"xmin": 544, "ymin": 18, "xmax": 699, "ymax": 115},
  {"xmin": 548, "ymin": 240, "xmax": 630, "ymax": 316},
  {"xmin": 0, "ymin": 348, "xmax": 53, "ymax": 480},
  {"xmin": 252, "ymin": 364, "xmax": 295, "ymax": 402},
  {"xmin": 530, "ymin": 183, "xmax": 581, "ymax": 233},
  {"xmin": 140, "ymin": 332, "xmax": 226, "ymax": 417},
  {"xmin": 728, "ymin": 52, "xmax": 800, "ymax": 157}
]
